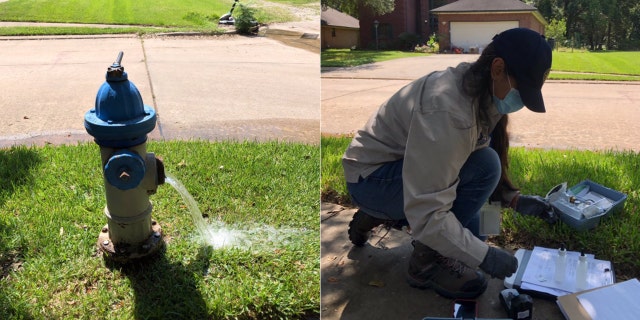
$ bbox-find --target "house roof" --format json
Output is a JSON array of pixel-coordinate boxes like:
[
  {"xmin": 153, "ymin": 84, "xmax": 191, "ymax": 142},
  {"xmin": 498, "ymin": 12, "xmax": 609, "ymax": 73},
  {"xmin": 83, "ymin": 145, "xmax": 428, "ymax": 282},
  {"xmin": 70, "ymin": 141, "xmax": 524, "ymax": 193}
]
[
  {"xmin": 321, "ymin": 6, "xmax": 359, "ymax": 29},
  {"xmin": 431, "ymin": 0, "xmax": 537, "ymax": 13}
]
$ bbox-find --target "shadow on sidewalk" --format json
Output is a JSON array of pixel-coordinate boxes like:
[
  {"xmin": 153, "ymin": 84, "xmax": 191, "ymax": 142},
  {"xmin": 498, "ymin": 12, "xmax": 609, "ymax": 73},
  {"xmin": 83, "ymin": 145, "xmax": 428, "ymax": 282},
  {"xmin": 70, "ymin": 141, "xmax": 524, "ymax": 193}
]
[{"xmin": 320, "ymin": 202, "xmax": 566, "ymax": 320}]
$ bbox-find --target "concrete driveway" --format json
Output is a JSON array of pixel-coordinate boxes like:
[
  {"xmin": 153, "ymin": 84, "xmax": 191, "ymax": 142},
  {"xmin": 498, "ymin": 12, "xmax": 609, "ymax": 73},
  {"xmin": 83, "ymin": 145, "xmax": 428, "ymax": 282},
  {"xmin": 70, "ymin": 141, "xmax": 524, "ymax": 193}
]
[{"xmin": 322, "ymin": 54, "xmax": 640, "ymax": 151}]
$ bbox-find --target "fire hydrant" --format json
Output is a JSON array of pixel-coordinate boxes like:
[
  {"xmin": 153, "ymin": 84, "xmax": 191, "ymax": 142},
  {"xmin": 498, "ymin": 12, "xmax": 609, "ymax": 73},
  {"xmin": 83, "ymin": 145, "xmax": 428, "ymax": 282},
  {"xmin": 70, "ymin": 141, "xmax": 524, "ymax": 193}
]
[{"xmin": 84, "ymin": 52, "xmax": 165, "ymax": 262}]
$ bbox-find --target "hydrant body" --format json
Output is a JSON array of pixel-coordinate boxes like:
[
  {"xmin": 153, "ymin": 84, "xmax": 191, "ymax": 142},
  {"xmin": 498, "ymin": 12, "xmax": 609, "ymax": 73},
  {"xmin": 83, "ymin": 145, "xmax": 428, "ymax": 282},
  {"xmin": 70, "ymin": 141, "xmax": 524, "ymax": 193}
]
[{"xmin": 84, "ymin": 52, "xmax": 164, "ymax": 262}]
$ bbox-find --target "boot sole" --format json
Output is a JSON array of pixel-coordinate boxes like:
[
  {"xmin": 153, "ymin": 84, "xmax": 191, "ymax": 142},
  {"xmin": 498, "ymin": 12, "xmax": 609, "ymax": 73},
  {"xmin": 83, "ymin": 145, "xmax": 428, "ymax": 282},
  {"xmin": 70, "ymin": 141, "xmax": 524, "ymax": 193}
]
[{"xmin": 406, "ymin": 275, "xmax": 488, "ymax": 299}]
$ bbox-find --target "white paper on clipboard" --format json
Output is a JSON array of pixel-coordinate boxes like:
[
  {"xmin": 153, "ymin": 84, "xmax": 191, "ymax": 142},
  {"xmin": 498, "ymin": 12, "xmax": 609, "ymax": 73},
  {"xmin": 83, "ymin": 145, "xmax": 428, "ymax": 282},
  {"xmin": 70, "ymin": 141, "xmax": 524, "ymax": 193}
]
[{"xmin": 519, "ymin": 247, "xmax": 613, "ymax": 296}]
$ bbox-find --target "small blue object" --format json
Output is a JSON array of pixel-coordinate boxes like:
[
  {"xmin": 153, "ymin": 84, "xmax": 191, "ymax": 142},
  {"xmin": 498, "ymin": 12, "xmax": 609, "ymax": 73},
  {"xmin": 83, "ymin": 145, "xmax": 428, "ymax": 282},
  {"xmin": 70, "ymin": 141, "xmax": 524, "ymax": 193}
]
[
  {"xmin": 104, "ymin": 150, "xmax": 145, "ymax": 190},
  {"xmin": 84, "ymin": 53, "xmax": 156, "ymax": 148}
]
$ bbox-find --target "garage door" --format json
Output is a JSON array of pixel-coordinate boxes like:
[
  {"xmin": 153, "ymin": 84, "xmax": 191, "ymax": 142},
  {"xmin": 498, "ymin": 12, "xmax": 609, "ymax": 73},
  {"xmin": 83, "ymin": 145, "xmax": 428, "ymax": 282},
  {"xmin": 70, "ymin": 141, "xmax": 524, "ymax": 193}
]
[{"xmin": 450, "ymin": 21, "xmax": 519, "ymax": 52}]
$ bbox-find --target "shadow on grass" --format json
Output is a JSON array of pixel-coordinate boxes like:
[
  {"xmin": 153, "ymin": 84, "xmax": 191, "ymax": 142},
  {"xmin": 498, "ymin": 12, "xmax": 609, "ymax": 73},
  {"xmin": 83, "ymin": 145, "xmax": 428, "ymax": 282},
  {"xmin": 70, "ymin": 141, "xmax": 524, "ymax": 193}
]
[
  {"xmin": 0, "ymin": 146, "xmax": 41, "ymax": 206},
  {"xmin": 0, "ymin": 147, "xmax": 40, "ymax": 319},
  {"xmin": 106, "ymin": 246, "xmax": 211, "ymax": 319}
]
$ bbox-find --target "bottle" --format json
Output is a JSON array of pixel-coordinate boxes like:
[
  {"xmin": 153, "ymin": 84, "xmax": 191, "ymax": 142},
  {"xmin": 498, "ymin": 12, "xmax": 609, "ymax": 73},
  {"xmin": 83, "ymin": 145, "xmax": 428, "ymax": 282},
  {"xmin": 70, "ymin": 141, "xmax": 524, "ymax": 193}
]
[
  {"xmin": 554, "ymin": 244, "xmax": 567, "ymax": 283},
  {"xmin": 575, "ymin": 252, "xmax": 589, "ymax": 291}
]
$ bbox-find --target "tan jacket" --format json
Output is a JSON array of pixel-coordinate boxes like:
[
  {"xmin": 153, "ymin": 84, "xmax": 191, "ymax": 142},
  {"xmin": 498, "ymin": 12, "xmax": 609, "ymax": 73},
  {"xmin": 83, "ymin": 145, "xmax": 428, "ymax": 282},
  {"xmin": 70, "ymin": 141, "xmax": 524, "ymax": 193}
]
[{"xmin": 343, "ymin": 63, "xmax": 503, "ymax": 268}]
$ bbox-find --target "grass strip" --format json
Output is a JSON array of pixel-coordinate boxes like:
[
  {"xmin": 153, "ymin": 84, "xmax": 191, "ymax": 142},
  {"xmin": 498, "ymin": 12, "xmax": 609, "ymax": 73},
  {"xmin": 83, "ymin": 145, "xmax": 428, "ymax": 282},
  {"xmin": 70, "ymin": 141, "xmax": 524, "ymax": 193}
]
[
  {"xmin": 0, "ymin": 26, "xmax": 185, "ymax": 36},
  {"xmin": 0, "ymin": 140, "xmax": 319, "ymax": 319},
  {"xmin": 321, "ymin": 49, "xmax": 429, "ymax": 68},
  {"xmin": 548, "ymin": 72, "xmax": 640, "ymax": 81},
  {"xmin": 321, "ymin": 49, "xmax": 640, "ymax": 82}
]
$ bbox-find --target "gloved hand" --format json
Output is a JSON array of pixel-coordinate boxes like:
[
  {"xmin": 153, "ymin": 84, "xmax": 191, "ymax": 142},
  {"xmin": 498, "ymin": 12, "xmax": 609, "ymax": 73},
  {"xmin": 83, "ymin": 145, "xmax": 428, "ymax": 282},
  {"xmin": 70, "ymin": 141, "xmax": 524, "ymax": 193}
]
[
  {"xmin": 479, "ymin": 247, "xmax": 518, "ymax": 279},
  {"xmin": 515, "ymin": 194, "xmax": 558, "ymax": 224}
]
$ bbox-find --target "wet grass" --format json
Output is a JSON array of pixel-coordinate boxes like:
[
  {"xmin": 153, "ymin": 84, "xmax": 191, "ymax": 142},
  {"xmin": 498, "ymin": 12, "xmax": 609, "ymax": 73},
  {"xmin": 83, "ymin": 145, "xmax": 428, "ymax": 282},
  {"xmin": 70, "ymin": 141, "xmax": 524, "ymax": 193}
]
[
  {"xmin": 320, "ymin": 135, "xmax": 640, "ymax": 280},
  {"xmin": 0, "ymin": 140, "xmax": 319, "ymax": 319}
]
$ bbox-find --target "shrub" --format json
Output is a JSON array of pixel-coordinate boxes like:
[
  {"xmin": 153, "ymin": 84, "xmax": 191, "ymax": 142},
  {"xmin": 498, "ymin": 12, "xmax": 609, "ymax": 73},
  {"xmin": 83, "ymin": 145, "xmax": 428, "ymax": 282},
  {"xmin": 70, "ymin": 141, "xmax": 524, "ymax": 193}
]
[
  {"xmin": 414, "ymin": 33, "xmax": 439, "ymax": 53},
  {"xmin": 235, "ymin": 4, "xmax": 258, "ymax": 35},
  {"xmin": 397, "ymin": 32, "xmax": 421, "ymax": 50}
]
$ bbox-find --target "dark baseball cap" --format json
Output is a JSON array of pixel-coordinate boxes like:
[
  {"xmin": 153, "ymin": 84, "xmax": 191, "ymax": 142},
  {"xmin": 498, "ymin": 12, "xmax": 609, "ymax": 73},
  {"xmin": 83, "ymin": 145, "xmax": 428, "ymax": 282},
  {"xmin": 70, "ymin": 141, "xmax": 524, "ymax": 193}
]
[{"xmin": 492, "ymin": 28, "xmax": 552, "ymax": 113}]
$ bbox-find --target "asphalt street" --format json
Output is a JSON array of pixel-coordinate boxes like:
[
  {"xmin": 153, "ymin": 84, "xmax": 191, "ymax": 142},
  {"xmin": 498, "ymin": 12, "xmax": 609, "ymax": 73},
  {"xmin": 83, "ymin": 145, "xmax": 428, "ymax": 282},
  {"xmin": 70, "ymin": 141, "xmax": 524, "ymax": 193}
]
[
  {"xmin": 0, "ymin": 27, "xmax": 320, "ymax": 147},
  {"xmin": 322, "ymin": 55, "xmax": 640, "ymax": 151}
]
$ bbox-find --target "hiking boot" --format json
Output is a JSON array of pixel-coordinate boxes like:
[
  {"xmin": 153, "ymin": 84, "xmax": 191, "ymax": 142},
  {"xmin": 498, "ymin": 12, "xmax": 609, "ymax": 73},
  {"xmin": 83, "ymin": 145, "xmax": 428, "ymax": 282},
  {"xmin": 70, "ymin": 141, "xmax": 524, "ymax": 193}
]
[
  {"xmin": 406, "ymin": 241, "xmax": 488, "ymax": 299},
  {"xmin": 348, "ymin": 210, "xmax": 386, "ymax": 246}
]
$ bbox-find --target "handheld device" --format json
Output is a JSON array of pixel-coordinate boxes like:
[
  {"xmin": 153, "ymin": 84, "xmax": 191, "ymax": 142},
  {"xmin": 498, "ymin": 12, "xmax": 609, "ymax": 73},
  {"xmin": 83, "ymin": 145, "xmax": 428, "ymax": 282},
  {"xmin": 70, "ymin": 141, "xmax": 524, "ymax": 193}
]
[
  {"xmin": 452, "ymin": 299, "xmax": 477, "ymax": 319},
  {"xmin": 499, "ymin": 289, "xmax": 533, "ymax": 320}
]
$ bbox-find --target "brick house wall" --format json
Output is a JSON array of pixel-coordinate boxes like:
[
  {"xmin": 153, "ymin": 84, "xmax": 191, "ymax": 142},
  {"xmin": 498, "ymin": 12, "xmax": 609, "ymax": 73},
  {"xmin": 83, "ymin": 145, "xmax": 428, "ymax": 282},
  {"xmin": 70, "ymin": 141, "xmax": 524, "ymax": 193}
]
[
  {"xmin": 359, "ymin": 0, "xmax": 436, "ymax": 50},
  {"xmin": 321, "ymin": 26, "xmax": 360, "ymax": 49}
]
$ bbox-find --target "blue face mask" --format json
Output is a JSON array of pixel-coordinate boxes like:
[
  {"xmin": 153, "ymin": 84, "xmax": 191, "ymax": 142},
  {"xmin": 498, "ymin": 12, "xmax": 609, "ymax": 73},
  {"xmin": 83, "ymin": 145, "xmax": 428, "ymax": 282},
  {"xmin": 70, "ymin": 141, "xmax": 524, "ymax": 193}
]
[{"xmin": 493, "ymin": 76, "xmax": 525, "ymax": 114}]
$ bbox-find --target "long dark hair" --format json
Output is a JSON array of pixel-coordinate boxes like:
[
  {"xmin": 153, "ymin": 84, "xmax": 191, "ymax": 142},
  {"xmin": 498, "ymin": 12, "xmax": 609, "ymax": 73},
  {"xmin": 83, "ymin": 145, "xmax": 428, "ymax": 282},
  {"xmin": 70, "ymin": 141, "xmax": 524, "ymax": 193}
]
[{"xmin": 462, "ymin": 43, "xmax": 520, "ymax": 202}]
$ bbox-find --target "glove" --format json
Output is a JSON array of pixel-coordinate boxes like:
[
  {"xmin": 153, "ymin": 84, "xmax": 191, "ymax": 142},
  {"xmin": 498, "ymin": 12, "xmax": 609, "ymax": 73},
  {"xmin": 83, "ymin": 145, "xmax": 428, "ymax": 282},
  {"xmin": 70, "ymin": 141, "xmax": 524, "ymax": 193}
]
[
  {"xmin": 479, "ymin": 247, "xmax": 518, "ymax": 279},
  {"xmin": 515, "ymin": 194, "xmax": 558, "ymax": 224}
]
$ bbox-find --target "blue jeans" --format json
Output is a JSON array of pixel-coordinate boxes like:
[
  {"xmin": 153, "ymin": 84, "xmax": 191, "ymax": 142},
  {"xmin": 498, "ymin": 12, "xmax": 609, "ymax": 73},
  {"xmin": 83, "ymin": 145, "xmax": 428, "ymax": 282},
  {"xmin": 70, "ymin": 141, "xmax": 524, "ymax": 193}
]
[{"xmin": 347, "ymin": 147, "xmax": 501, "ymax": 238}]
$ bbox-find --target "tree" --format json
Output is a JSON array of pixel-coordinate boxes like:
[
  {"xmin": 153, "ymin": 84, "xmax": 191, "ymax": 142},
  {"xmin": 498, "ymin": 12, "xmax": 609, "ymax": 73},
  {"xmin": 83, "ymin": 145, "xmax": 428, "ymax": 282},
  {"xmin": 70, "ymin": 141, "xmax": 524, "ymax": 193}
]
[
  {"xmin": 321, "ymin": 0, "xmax": 395, "ymax": 19},
  {"xmin": 581, "ymin": 0, "xmax": 607, "ymax": 50},
  {"xmin": 546, "ymin": 18, "xmax": 567, "ymax": 45}
]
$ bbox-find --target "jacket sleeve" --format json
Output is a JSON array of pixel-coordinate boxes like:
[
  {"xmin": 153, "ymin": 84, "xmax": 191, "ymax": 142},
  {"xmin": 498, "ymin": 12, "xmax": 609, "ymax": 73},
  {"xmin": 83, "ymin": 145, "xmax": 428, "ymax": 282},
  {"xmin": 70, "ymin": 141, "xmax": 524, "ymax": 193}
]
[{"xmin": 402, "ymin": 107, "xmax": 489, "ymax": 268}]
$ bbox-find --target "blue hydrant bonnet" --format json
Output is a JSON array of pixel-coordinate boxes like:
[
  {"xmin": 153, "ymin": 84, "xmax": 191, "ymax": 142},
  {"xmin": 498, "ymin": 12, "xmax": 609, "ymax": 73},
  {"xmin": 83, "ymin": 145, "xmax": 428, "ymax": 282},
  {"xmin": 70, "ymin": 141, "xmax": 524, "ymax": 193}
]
[{"xmin": 84, "ymin": 53, "xmax": 156, "ymax": 148}]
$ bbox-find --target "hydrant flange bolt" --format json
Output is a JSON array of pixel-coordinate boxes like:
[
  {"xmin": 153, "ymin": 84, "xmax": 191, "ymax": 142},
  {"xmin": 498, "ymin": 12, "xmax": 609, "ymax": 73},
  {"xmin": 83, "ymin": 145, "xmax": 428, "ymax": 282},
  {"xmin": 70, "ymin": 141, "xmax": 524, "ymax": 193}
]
[{"xmin": 97, "ymin": 223, "xmax": 163, "ymax": 262}]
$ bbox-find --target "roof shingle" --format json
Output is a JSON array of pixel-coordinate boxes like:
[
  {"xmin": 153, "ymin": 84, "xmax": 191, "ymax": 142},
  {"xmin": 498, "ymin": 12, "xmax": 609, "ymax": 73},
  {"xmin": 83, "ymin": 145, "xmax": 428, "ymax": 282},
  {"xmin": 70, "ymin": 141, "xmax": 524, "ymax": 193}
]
[
  {"xmin": 321, "ymin": 7, "xmax": 359, "ymax": 29},
  {"xmin": 431, "ymin": 0, "xmax": 537, "ymax": 13}
]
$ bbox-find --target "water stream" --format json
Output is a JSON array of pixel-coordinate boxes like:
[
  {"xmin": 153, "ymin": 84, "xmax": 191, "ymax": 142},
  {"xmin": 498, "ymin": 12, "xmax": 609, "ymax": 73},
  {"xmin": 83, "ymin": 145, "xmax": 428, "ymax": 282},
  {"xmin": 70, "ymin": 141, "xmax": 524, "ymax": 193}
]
[{"xmin": 165, "ymin": 173, "xmax": 306, "ymax": 250}]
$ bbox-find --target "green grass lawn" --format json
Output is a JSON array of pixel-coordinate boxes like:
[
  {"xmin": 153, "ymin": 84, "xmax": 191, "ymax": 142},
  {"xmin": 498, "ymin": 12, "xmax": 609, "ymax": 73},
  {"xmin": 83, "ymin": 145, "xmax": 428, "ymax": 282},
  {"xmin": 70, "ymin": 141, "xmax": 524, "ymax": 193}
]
[
  {"xmin": 0, "ymin": 141, "xmax": 319, "ymax": 319},
  {"xmin": 0, "ymin": 0, "xmax": 232, "ymax": 26},
  {"xmin": 0, "ymin": 0, "xmax": 317, "ymax": 35},
  {"xmin": 321, "ymin": 49, "xmax": 429, "ymax": 68},
  {"xmin": 551, "ymin": 50, "xmax": 640, "ymax": 81},
  {"xmin": 552, "ymin": 50, "xmax": 640, "ymax": 75},
  {"xmin": 321, "ymin": 135, "xmax": 640, "ymax": 280},
  {"xmin": 321, "ymin": 48, "xmax": 640, "ymax": 81}
]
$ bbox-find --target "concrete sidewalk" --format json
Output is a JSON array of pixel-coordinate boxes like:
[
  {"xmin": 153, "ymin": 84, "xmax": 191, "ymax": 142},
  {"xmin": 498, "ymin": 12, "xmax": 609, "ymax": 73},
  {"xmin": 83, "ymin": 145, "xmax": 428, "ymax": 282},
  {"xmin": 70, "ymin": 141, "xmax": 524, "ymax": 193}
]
[
  {"xmin": 0, "ymin": 24, "xmax": 320, "ymax": 147},
  {"xmin": 321, "ymin": 203, "xmax": 566, "ymax": 320}
]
